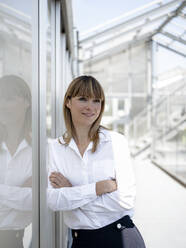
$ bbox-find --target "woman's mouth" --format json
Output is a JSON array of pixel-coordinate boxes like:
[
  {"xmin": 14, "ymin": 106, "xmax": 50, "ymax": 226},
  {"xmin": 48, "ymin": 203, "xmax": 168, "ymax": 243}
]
[{"xmin": 82, "ymin": 113, "xmax": 94, "ymax": 117}]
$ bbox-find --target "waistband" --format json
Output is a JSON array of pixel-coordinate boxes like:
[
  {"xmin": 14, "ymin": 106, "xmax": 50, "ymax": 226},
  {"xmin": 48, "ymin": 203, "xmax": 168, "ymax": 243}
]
[{"xmin": 72, "ymin": 215, "xmax": 135, "ymax": 238}]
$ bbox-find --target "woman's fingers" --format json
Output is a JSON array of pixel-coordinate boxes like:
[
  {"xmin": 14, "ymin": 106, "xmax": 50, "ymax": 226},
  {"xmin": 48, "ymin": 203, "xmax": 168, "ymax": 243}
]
[
  {"xmin": 50, "ymin": 176, "xmax": 61, "ymax": 186},
  {"xmin": 50, "ymin": 172, "xmax": 63, "ymax": 181},
  {"xmin": 109, "ymin": 179, "xmax": 117, "ymax": 192},
  {"xmin": 49, "ymin": 173, "xmax": 61, "ymax": 183},
  {"xmin": 51, "ymin": 182, "xmax": 60, "ymax": 188},
  {"xmin": 50, "ymin": 172, "xmax": 65, "ymax": 181},
  {"xmin": 49, "ymin": 172, "xmax": 72, "ymax": 187}
]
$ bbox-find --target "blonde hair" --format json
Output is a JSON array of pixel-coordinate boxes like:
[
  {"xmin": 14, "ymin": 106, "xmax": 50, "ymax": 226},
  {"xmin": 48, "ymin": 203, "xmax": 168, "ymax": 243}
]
[{"xmin": 61, "ymin": 75, "xmax": 106, "ymax": 152}]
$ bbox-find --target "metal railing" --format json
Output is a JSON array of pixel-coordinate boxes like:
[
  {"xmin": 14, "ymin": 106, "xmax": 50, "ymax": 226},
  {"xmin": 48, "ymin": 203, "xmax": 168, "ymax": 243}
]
[{"xmin": 114, "ymin": 79, "xmax": 186, "ymax": 186}]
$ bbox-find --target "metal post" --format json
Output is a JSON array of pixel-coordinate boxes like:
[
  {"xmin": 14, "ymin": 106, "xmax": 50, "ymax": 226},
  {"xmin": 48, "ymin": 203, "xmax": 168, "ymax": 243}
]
[
  {"xmin": 32, "ymin": 0, "xmax": 40, "ymax": 247},
  {"xmin": 151, "ymin": 40, "xmax": 158, "ymax": 159},
  {"xmin": 147, "ymin": 40, "xmax": 153, "ymax": 131}
]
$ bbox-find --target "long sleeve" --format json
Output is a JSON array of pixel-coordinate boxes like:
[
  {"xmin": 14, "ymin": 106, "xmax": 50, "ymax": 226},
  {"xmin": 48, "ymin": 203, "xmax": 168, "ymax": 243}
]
[
  {"xmin": 47, "ymin": 141, "xmax": 97, "ymax": 211},
  {"xmin": 47, "ymin": 183, "xmax": 97, "ymax": 211},
  {"xmin": 81, "ymin": 134, "xmax": 136, "ymax": 213},
  {"xmin": 0, "ymin": 184, "xmax": 32, "ymax": 211}
]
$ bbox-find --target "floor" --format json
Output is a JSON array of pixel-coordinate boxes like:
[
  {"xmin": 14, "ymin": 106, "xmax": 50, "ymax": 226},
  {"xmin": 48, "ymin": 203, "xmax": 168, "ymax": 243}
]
[{"xmin": 133, "ymin": 156, "xmax": 186, "ymax": 248}]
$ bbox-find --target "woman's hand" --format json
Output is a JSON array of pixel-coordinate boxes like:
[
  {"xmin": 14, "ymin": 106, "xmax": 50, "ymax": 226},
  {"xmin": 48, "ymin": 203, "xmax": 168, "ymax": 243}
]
[
  {"xmin": 49, "ymin": 172, "xmax": 72, "ymax": 188},
  {"xmin": 96, "ymin": 179, "xmax": 117, "ymax": 196}
]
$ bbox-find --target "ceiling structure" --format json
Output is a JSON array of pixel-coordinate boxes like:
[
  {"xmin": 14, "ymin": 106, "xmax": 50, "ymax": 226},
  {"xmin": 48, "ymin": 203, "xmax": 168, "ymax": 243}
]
[{"xmin": 79, "ymin": 0, "xmax": 186, "ymax": 63}]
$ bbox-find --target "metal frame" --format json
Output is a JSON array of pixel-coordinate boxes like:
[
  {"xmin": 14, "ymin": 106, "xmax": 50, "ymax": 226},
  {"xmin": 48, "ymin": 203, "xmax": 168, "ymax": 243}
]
[
  {"xmin": 83, "ymin": 13, "xmax": 168, "ymax": 52},
  {"xmin": 80, "ymin": 0, "xmax": 186, "ymax": 62},
  {"xmin": 160, "ymin": 31, "xmax": 186, "ymax": 46},
  {"xmin": 56, "ymin": 0, "xmax": 63, "ymax": 138},
  {"xmin": 56, "ymin": 4, "xmax": 67, "ymax": 248},
  {"xmin": 51, "ymin": 1, "xmax": 71, "ymax": 248},
  {"xmin": 61, "ymin": 33, "xmax": 67, "ymax": 133},
  {"xmin": 32, "ymin": 0, "xmax": 50, "ymax": 247},
  {"xmin": 150, "ymin": 40, "xmax": 158, "ymax": 159},
  {"xmin": 72, "ymin": 28, "xmax": 79, "ymax": 77},
  {"xmin": 80, "ymin": 0, "xmax": 183, "ymax": 43},
  {"xmin": 80, "ymin": 0, "xmax": 162, "ymax": 38},
  {"xmin": 155, "ymin": 41, "xmax": 186, "ymax": 57},
  {"xmin": 39, "ymin": 0, "xmax": 49, "ymax": 245},
  {"xmin": 154, "ymin": 0, "xmax": 186, "ymax": 35},
  {"xmin": 146, "ymin": 40, "xmax": 153, "ymax": 132},
  {"xmin": 32, "ymin": 0, "xmax": 40, "ymax": 247},
  {"xmin": 61, "ymin": 0, "xmax": 74, "ymax": 56},
  {"xmin": 32, "ymin": 0, "xmax": 73, "ymax": 247},
  {"xmin": 51, "ymin": 0, "xmax": 57, "ymax": 138},
  {"xmin": 83, "ymin": 32, "xmax": 154, "ymax": 64},
  {"xmin": 51, "ymin": 2, "xmax": 62, "ymax": 248}
]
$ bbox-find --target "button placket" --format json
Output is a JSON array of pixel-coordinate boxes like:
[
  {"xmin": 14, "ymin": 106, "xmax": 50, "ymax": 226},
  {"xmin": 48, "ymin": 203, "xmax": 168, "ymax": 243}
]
[{"xmin": 81, "ymin": 157, "xmax": 89, "ymax": 184}]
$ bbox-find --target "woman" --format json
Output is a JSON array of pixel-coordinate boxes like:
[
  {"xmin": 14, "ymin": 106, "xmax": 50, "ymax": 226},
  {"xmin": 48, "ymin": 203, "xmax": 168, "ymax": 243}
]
[
  {"xmin": 0, "ymin": 75, "xmax": 32, "ymax": 248},
  {"xmin": 48, "ymin": 75, "xmax": 146, "ymax": 248}
]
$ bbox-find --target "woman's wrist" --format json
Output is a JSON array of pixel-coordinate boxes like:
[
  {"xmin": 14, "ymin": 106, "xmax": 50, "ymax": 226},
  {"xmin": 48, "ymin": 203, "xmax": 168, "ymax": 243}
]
[{"xmin": 96, "ymin": 179, "xmax": 117, "ymax": 196}]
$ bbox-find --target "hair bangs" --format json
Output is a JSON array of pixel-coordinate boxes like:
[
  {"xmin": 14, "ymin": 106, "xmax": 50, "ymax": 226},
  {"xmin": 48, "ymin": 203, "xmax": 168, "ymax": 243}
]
[
  {"xmin": 0, "ymin": 75, "xmax": 31, "ymax": 100},
  {"xmin": 71, "ymin": 77, "xmax": 104, "ymax": 100}
]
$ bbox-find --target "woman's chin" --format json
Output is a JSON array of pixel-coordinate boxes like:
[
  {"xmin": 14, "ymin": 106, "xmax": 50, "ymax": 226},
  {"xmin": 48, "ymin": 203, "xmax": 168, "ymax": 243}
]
[{"xmin": 76, "ymin": 121, "xmax": 94, "ymax": 128}]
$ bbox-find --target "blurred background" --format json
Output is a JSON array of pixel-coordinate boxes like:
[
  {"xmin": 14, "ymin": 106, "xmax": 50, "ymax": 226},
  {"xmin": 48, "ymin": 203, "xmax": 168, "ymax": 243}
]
[{"xmin": 0, "ymin": 0, "xmax": 186, "ymax": 248}]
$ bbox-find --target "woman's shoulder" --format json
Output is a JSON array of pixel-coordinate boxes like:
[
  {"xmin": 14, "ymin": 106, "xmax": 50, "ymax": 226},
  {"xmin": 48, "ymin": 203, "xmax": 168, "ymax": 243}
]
[
  {"xmin": 99, "ymin": 126, "xmax": 127, "ymax": 143},
  {"xmin": 47, "ymin": 136, "xmax": 65, "ymax": 147}
]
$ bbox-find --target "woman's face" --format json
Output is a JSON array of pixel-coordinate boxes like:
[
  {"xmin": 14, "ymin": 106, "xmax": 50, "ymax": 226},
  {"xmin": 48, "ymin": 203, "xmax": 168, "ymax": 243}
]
[
  {"xmin": 66, "ymin": 96, "xmax": 102, "ymax": 129},
  {"xmin": 0, "ymin": 95, "xmax": 29, "ymax": 126}
]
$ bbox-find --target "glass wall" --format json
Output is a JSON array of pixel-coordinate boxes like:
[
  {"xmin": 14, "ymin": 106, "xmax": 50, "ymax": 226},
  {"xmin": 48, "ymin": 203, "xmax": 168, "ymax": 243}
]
[
  {"xmin": 0, "ymin": 1, "xmax": 33, "ymax": 247},
  {"xmin": 0, "ymin": 0, "xmax": 76, "ymax": 247},
  {"xmin": 83, "ymin": 42, "xmax": 150, "ymax": 142},
  {"xmin": 124, "ymin": 41, "xmax": 186, "ymax": 185},
  {"xmin": 151, "ymin": 45, "xmax": 186, "ymax": 186}
]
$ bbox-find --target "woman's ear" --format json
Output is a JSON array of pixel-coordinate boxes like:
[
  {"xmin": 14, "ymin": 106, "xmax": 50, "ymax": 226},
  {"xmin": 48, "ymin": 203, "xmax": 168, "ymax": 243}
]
[{"xmin": 66, "ymin": 99, "xmax": 71, "ymax": 109}]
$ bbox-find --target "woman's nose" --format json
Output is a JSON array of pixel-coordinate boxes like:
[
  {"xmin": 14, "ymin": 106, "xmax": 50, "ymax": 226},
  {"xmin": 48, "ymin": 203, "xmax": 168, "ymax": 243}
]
[{"xmin": 85, "ymin": 100, "xmax": 93, "ymax": 109}]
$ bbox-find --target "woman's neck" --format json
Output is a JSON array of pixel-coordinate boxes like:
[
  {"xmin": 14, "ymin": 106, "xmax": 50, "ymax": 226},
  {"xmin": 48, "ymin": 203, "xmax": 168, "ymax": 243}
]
[
  {"xmin": 74, "ymin": 125, "xmax": 90, "ymax": 146},
  {"xmin": 4, "ymin": 123, "xmax": 24, "ymax": 156}
]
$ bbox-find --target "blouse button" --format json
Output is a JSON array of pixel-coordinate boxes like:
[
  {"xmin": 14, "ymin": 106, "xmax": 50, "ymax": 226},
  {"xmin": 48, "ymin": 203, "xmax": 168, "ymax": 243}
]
[
  {"xmin": 74, "ymin": 232, "xmax": 78, "ymax": 238},
  {"xmin": 117, "ymin": 223, "xmax": 122, "ymax": 229}
]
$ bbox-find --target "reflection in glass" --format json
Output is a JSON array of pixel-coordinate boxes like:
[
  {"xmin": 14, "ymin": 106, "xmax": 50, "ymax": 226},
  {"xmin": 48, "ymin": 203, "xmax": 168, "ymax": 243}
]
[{"xmin": 0, "ymin": 75, "xmax": 32, "ymax": 248}]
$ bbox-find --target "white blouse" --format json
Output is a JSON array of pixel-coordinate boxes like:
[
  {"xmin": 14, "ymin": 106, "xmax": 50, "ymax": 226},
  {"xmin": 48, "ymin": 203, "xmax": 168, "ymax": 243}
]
[
  {"xmin": 47, "ymin": 128, "xmax": 136, "ymax": 230},
  {"xmin": 0, "ymin": 140, "xmax": 32, "ymax": 230}
]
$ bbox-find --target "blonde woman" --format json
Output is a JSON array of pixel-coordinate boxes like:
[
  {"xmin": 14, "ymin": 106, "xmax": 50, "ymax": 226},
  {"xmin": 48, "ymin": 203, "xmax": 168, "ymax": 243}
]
[{"xmin": 48, "ymin": 75, "xmax": 146, "ymax": 248}]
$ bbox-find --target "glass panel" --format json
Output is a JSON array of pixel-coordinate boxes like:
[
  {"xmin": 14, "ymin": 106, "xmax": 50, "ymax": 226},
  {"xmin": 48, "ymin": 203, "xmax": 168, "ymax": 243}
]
[
  {"xmin": 152, "ymin": 45, "xmax": 186, "ymax": 185},
  {"xmin": 46, "ymin": 5, "xmax": 52, "ymax": 138},
  {"xmin": 155, "ymin": 45, "xmax": 186, "ymax": 76},
  {"xmin": 84, "ymin": 43, "xmax": 148, "ymax": 129},
  {"xmin": 0, "ymin": 1, "xmax": 33, "ymax": 247},
  {"xmin": 45, "ymin": 1, "xmax": 55, "ymax": 247}
]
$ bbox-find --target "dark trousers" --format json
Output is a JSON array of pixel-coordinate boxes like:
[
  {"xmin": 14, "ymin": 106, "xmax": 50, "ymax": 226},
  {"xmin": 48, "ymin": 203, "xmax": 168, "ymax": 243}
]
[{"xmin": 71, "ymin": 215, "xmax": 146, "ymax": 248}]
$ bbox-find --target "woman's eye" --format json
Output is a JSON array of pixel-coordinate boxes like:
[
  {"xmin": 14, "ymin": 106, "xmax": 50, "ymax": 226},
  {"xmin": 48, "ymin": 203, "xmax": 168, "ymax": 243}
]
[
  {"xmin": 93, "ymin": 99, "xmax": 101, "ymax": 103},
  {"xmin": 79, "ymin": 97, "xmax": 87, "ymax": 101}
]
